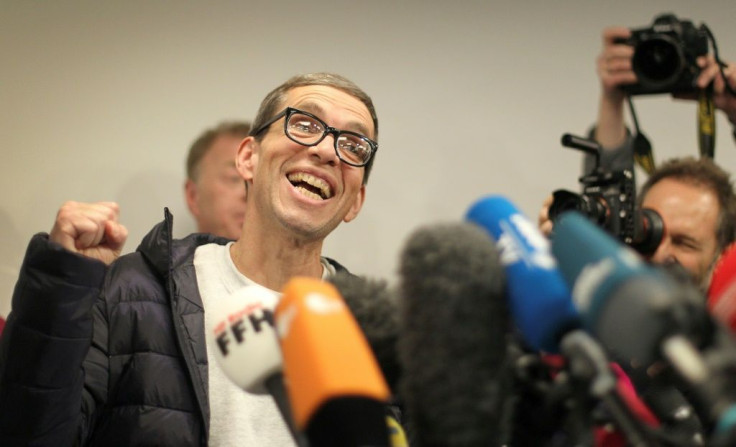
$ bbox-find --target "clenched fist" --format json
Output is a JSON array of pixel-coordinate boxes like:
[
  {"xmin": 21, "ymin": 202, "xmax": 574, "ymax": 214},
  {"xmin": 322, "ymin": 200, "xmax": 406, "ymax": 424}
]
[{"xmin": 49, "ymin": 201, "xmax": 128, "ymax": 265}]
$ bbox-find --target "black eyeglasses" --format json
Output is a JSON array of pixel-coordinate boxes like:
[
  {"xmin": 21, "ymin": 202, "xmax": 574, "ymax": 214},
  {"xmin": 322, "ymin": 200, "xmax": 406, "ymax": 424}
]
[{"xmin": 252, "ymin": 107, "xmax": 378, "ymax": 167}]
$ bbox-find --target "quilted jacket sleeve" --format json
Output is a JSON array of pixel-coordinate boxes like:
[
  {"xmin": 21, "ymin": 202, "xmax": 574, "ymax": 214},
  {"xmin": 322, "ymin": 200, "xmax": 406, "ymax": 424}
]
[{"xmin": 0, "ymin": 233, "xmax": 108, "ymax": 446}]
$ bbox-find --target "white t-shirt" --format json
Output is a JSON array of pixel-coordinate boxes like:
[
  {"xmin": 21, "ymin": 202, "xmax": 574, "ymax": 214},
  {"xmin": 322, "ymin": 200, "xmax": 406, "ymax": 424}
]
[{"xmin": 194, "ymin": 242, "xmax": 334, "ymax": 446}]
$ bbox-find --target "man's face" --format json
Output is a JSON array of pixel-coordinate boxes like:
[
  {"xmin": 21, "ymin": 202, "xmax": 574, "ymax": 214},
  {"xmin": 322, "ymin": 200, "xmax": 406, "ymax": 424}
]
[
  {"xmin": 237, "ymin": 85, "xmax": 371, "ymax": 240},
  {"xmin": 185, "ymin": 134, "xmax": 247, "ymax": 239},
  {"xmin": 643, "ymin": 177, "xmax": 721, "ymax": 287}
]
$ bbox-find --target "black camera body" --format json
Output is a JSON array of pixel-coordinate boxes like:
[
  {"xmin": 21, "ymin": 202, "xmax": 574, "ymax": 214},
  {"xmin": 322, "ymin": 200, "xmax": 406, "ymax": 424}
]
[
  {"xmin": 617, "ymin": 13, "xmax": 709, "ymax": 95},
  {"xmin": 548, "ymin": 135, "xmax": 663, "ymax": 255},
  {"xmin": 550, "ymin": 170, "xmax": 636, "ymax": 242}
]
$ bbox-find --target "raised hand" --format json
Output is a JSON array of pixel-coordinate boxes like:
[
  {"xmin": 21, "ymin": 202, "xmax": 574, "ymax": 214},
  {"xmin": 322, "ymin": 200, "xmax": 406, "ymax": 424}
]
[
  {"xmin": 597, "ymin": 26, "xmax": 637, "ymax": 102},
  {"xmin": 49, "ymin": 201, "xmax": 128, "ymax": 265},
  {"xmin": 696, "ymin": 56, "xmax": 736, "ymax": 125},
  {"xmin": 594, "ymin": 27, "xmax": 636, "ymax": 149}
]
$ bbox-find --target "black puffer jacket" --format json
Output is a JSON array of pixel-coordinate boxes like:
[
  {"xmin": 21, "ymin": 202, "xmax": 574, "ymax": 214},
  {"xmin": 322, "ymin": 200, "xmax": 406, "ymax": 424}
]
[{"xmin": 0, "ymin": 210, "xmax": 349, "ymax": 446}]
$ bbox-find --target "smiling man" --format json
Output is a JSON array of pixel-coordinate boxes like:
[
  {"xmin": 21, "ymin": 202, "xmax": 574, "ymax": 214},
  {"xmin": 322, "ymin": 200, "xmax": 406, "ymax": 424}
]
[
  {"xmin": 0, "ymin": 73, "xmax": 381, "ymax": 446},
  {"xmin": 230, "ymin": 80, "xmax": 377, "ymax": 290}
]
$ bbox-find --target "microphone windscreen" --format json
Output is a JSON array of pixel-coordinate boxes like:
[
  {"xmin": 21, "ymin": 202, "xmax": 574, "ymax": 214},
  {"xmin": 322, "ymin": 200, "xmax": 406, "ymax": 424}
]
[
  {"xmin": 327, "ymin": 272, "xmax": 401, "ymax": 393},
  {"xmin": 398, "ymin": 222, "xmax": 508, "ymax": 446},
  {"xmin": 208, "ymin": 285, "xmax": 281, "ymax": 394},
  {"xmin": 466, "ymin": 195, "xmax": 578, "ymax": 352}
]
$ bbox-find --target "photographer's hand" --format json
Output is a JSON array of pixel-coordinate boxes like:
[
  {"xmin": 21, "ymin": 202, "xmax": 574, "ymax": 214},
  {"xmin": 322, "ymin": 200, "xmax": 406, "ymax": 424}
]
[
  {"xmin": 538, "ymin": 194, "xmax": 554, "ymax": 237},
  {"xmin": 595, "ymin": 27, "xmax": 636, "ymax": 149},
  {"xmin": 597, "ymin": 27, "xmax": 637, "ymax": 100},
  {"xmin": 674, "ymin": 56, "xmax": 736, "ymax": 126},
  {"xmin": 699, "ymin": 56, "xmax": 736, "ymax": 126}
]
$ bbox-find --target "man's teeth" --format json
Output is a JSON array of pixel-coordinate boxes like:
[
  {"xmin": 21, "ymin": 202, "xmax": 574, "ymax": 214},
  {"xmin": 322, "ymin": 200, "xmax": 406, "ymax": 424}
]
[
  {"xmin": 288, "ymin": 172, "xmax": 333, "ymax": 199},
  {"xmin": 294, "ymin": 186, "xmax": 323, "ymax": 201}
]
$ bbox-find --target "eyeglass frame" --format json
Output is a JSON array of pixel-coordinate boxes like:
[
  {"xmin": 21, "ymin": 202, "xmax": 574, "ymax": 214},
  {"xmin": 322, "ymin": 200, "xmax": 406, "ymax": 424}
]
[{"xmin": 251, "ymin": 107, "xmax": 378, "ymax": 167}]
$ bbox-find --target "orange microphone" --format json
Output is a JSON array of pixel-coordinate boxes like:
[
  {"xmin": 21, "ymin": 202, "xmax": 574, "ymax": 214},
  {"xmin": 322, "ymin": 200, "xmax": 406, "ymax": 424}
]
[{"xmin": 276, "ymin": 277, "xmax": 391, "ymax": 447}]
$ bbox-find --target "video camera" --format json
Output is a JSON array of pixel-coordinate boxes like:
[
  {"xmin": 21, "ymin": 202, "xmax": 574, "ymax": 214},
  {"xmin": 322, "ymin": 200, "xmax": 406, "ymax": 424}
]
[
  {"xmin": 548, "ymin": 134, "xmax": 664, "ymax": 256},
  {"xmin": 615, "ymin": 13, "xmax": 709, "ymax": 95}
]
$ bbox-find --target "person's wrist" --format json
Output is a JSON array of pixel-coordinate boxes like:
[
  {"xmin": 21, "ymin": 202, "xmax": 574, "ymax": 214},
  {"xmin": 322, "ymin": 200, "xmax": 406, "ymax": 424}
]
[{"xmin": 602, "ymin": 87, "xmax": 626, "ymax": 106}]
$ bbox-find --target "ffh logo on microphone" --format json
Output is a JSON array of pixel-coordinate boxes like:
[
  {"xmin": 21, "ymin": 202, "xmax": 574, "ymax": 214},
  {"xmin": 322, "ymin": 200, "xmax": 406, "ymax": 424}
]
[{"xmin": 213, "ymin": 302, "xmax": 275, "ymax": 357}]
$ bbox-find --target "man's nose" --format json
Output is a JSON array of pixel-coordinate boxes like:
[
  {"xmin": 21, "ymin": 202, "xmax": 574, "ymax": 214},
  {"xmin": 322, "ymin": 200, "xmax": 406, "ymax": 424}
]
[{"xmin": 308, "ymin": 134, "xmax": 339, "ymax": 165}]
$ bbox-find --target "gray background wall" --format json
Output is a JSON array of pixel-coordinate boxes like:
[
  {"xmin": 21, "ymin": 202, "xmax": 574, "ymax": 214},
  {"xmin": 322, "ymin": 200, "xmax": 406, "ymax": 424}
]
[{"xmin": 2, "ymin": 1, "xmax": 736, "ymax": 316}]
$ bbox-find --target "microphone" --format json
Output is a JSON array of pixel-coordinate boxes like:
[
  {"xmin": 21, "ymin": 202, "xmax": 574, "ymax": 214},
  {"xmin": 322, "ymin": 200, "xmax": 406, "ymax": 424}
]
[
  {"xmin": 327, "ymin": 272, "xmax": 401, "ymax": 394},
  {"xmin": 275, "ymin": 277, "xmax": 391, "ymax": 447},
  {"xmin": 551, "ymin": 211, "xmax": 736, "ymax": 437},
  {"xmin": 550, "ymin": 211, "xmax": 707, "ymax": 367},
  {"xmin": 465, "ymin": 195, "xmax": 579, "ymax": 352},
  {"xmin": 207, "ymin": 285, "xmax": 304, "ymax": 445},
  {"xmin": 708, "ymin": 242, "xmax": 736, "ymax": 332},
  {"xmin": 397, "ymin": 222, "xmax": 509, "ymax": 446},
  {"xmin": 465, "ymin": 197, "xmax": 660, "ymax": 444}
]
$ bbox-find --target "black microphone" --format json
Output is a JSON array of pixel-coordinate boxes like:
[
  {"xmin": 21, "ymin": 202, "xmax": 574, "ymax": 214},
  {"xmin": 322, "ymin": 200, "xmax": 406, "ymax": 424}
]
[
  {"xmin": 397, "ymin": 222, "xmax": 509, "ymax": 446},
  {"xmin": 327, "ymin": 272, "xmax": 401, "ymax": 395}
]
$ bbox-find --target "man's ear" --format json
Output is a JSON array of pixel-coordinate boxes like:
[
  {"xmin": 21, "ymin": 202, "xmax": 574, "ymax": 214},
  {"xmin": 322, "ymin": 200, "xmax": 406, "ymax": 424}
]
[
  {"xmin": 184, "ymin": 179, "xmax": 200, "ymax": 217},
  {"xmin": 343, "ymin": 185, "xmax": 366, "ymax": 223},
  {"xmin": 236, "ymin": 136, "xmax": 257, "ymax": 181}
]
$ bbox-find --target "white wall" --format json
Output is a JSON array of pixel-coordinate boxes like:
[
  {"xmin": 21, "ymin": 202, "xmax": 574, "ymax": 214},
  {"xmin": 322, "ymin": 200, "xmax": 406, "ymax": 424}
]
[{"xmin": 2, "ymin": 0, "xmax": 736, "ymax": 316}]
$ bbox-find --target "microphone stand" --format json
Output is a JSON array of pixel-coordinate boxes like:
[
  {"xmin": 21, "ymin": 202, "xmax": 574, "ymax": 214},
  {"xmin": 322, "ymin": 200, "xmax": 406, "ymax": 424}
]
[{"xmin": 560, "ymin": 330, "xmax": 660, "ymax": 447}]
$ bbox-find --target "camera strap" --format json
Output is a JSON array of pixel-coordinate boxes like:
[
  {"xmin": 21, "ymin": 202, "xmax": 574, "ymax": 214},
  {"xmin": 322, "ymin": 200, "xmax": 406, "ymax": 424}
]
[
  {"xmin": 626, "ymin": 96, "xmax": 656, "ymax": 175},
  {"xmin": 698, "ymin": 85, "xmax": 716, "ymax": 159}
]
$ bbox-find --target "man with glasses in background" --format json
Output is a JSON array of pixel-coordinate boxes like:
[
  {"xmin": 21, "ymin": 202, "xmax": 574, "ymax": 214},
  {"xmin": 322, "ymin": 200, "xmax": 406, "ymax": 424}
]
[{"xmin": 0, "ymin": 73, "xmax": 382, "ymax": 446}]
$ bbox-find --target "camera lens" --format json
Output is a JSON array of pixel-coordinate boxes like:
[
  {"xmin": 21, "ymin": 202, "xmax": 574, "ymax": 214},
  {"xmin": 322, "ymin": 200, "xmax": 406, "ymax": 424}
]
[
  {"xmin": 632, "ymin": 35, "xmax": 684, "ymax": 87},
  {"xmin": 549, "ymin": 190, "xmax": 608, "ymax": 226},
  {"xmin": 631, "ymin": 208, "xmax": 665, "ymax": 256},
  {"xmin": 548, "ymin": 190, "xmax": 583, "ymax": 221}
]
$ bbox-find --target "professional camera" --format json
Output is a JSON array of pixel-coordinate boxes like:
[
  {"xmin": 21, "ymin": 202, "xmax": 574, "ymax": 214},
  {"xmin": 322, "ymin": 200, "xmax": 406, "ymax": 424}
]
[
  {"xmin": 616, "ymin": 13, "xmax": 709, "ymax": 95},
  {"xmin": 548, "ymin": 134, "xmax": 664, "ymax": 256}
]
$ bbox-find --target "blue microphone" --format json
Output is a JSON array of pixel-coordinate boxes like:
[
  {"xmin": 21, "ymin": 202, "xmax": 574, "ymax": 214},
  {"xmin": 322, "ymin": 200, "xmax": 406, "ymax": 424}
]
[
  {"xmin": 466, "ymin": 195, "xmax": 579, "ymax": 352},
  {"xmin": 550, "ymin": 211, "xmax": 689, "ymax": 366}
]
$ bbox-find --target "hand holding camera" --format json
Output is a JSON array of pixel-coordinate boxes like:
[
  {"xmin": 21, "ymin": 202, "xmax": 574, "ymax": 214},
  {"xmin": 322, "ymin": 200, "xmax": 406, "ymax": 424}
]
[
  {"xmin": 597, "ymin": 27, "xmax": 637, "ymax": 102},
  {"xmin": 614, "ymin": 13, "xmax": 709, "ymax": 96},
  {"xmin": 676, "ymin": 56, "xmax": 736, "ymax": 127},
  {"xmin": 595, "ymin": 14, "xmax": 735, "ymax": 164},
  {"xmin": 601, "ymin": 14, "xmax": 735, "ymax": 112}
]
